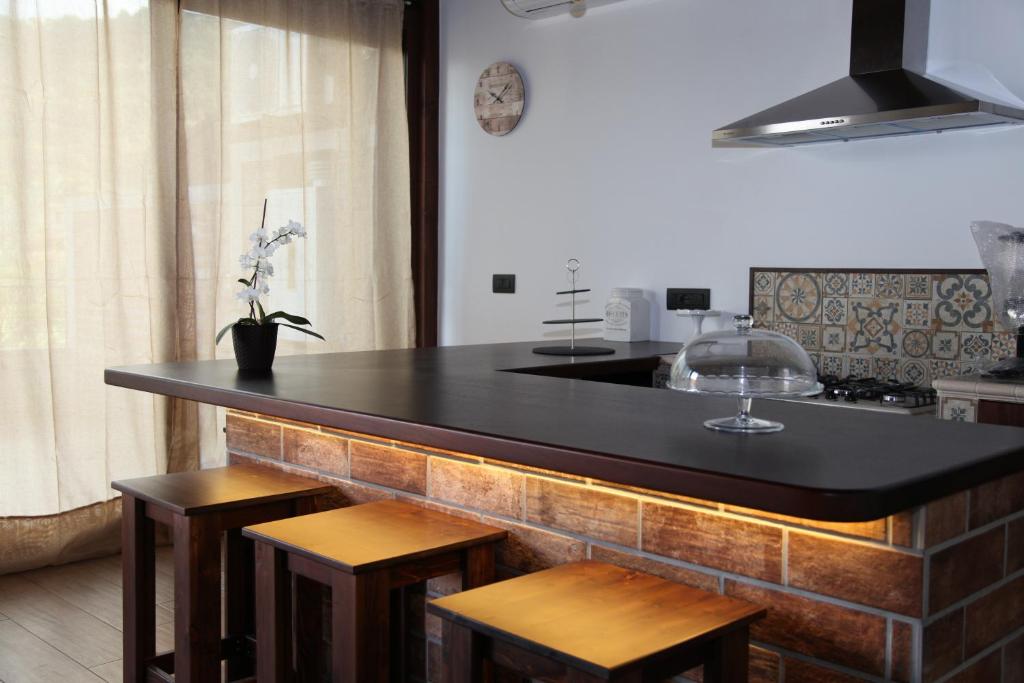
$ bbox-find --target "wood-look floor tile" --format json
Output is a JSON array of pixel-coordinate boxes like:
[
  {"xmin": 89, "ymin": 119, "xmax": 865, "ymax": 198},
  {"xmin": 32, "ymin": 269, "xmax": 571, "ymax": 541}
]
[
  {"xmin": 0, "ymin": 620, "xmax": 104, "ymax": 682},
  {"xmin": 97, "ymin": 549, "xmax": 175, "ymax": 603},
  {"xmin": 89, "ymin": 660, "xmax": 122, "ymax": 683},
  {"xmin": 25, "ymin": 562, "xmax": 126, "ymax": 630},
  {"xmin": 0, "ymin": 574, "xmax": 122, "ymax": 668},
  {"xmin": 24, "ymin": 559, "xmax": 176, "ymax": 630}
]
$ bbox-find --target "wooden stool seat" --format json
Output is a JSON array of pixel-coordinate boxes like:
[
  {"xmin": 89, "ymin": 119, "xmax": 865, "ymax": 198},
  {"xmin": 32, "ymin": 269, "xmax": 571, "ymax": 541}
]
[
  {"xmin": 113, "ymin": 464, "xmax": 332, "ymax": 517},
  {"xmin": 113, "ymin": 465, "xmax": 331, "ymax": 683},
  {"xmin": 243, "ymin": 499, "xmax": 508, "ymax": 572},
  {"xmin": 428, "ymin": 561, "xmax": 766, "ymax": 682},
  {"xmin": 242, "ymin": 499, "xmax": 507, "ymax": 682}
]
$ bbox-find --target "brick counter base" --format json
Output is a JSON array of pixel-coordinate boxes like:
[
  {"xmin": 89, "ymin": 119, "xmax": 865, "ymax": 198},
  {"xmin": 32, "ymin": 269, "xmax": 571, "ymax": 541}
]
[{"xmin": 225, "ymin": 411, "xmax": 1024, "ymax": 683}]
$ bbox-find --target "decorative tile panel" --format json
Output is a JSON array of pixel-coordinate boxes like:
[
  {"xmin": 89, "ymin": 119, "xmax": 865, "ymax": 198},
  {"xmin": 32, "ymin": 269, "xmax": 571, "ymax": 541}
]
[
  {"xmin": 939, "ymin": 397, "xmax": 978, "ymax": 423},
  {"xmin": 822, "ymin": 326, "xmax": 846, "ymax": 353},
  {"xmin": 776, "ymin": 272, "xmax": 822, "ymax": 323},
  {"xmin": 823, "ymin": 272, "xmax": 848, "ymax": 297},
  {"xmin": 848, "ymin": 299, "xmax": 902, "ymax": 357},
  {"xmin": 750, "ymin": 268, "xmax": 996, "ymax": 384}
]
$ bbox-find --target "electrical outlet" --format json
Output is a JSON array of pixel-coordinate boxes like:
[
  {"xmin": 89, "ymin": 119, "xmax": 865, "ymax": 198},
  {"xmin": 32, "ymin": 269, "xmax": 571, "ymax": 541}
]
[
  {"xmin": 492, "ymin": 274, "xmax": 516, "ymax": 294},
  {"xmin": 666, "ymin": 288, "xmax": 710, "ymax": 311}
]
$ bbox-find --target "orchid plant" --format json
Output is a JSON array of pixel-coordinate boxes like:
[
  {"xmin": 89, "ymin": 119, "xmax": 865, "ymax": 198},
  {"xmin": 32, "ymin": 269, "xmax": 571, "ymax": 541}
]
[{"xmin": 215, "ymin": 200, "xmax": 325, "ymax": 344}]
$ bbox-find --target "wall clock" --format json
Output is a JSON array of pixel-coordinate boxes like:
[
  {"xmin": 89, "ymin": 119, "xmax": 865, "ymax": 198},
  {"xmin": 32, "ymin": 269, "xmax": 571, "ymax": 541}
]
[{"xmin": 474, "ymin": 62, "xmax": 525, "ymax": 136}]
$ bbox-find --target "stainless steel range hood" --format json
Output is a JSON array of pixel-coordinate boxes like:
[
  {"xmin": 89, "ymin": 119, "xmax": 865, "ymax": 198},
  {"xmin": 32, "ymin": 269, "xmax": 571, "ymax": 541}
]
[{"xmin": 713, "ymin": 0, "xmax": 1024, "ymax": 147}]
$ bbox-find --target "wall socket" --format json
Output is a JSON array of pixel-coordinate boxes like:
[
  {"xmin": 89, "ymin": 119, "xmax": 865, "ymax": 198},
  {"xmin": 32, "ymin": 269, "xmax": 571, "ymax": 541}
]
[
  {"xmin": 666, "ymin": 288, "xmax": 710, "ymax": 311},
  {"xmin": 492, "ymin": 274, "xmax": 516, "ymax": 294}
]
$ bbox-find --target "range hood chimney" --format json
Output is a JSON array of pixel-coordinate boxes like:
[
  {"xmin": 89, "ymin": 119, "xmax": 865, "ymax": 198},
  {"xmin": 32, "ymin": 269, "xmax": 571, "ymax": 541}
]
[{"xmin": 713, "ymin": 0, "xmax": 1024, "ymax": 146}]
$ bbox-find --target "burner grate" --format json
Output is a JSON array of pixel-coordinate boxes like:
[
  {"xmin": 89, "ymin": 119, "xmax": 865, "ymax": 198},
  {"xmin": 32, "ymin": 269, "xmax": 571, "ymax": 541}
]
[{"xmin": 817, "ymin": 375, "xmax": 937, "ymax": 408}]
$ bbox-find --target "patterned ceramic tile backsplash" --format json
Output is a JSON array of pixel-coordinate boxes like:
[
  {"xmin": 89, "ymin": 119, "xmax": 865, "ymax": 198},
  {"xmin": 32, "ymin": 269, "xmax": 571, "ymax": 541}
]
[{"xmin": 749, "ymin": 269, "xmax": 1013, "ymax": 385}]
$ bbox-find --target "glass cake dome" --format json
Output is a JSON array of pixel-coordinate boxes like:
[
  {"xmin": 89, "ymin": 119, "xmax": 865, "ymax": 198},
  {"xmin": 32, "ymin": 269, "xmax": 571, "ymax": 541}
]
[{"xmin": 668, "ymin": 315, "xmax": 822, "ymax": 433}]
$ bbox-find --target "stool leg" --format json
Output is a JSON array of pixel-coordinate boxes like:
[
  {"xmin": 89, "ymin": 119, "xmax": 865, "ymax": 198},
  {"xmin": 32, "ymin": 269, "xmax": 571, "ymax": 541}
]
[
  {"xmin": 293, "ymin": 496, "xmax": 326, "ymax": 682},
  {"xmin": 173, "ymin": 514, "xmax": 222, "ymax": 683},
  {"xmin": 255, "ymin": 541, "xmax": 293, "ymax": 682},
  {"xmin": 294, "ymin": 575, "xmax": 326, "ymax": 681},
  {"xmin": 225, "ymin": 528, "xmax": 255, "ymax": 680},
  {"xmin": 332, "ymin": 570, "xmax": 390, "ymax": 683},
  {"xmin": 703, "ymin": 626, "xmax": 749, "ymax": 683},
  {"xmin": 461, "ymin": 544, "xmax": 496, "ymax": 590},
  {"xmin": 122, "ymin": 494, "xmax": 155, "ymax": 683},
  {"xmin": 441, "ymin": 619, "xmax": 488, "ymax": 683}
]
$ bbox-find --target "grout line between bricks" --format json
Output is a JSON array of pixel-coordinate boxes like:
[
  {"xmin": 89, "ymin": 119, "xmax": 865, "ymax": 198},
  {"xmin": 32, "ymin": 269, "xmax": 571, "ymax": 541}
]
[
  {"xmin": 932, "ymin": 623, "xmax": 1024, "ymax": 683},
  {"xmin": 961, "ymin": 609, "xmax": 967, "ymax": 668},
  {"xmin": 924, "ymin": 564, "xmax": 1024, "ymax": 625},
  {"xmin": 1004, "ymin": 521, "xmax": 1009, "ymax": 578},
  {"xmin": 636, "ymin": 501, "xmax": 643, "ymax": 551},
  {"xmin": 782, "ymin": 528, "xmax": 789, "ymax": 586},
  {"xmin": 885, "ymin": 618, "xmax": 893, "ymax": 681},
  {"xmin": 760, "ymin": 641, "xmax": 889, "ymax": 683},
  {"xmin": 924, "ymin": 506, "xmax": 1024, "ymax": 556}
]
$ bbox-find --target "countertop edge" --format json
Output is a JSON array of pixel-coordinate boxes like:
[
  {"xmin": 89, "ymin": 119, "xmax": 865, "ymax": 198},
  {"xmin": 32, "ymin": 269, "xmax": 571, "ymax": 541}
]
[{"xmin": 104, "ymin": 366, "xmax": 1024, "ymax": 522}]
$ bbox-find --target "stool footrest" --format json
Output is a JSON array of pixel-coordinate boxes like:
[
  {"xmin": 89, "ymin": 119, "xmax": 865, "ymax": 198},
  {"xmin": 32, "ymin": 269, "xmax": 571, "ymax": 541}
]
[{"xmin": 145, "ymin": 634, "xmax": 255, "ymax": 679}]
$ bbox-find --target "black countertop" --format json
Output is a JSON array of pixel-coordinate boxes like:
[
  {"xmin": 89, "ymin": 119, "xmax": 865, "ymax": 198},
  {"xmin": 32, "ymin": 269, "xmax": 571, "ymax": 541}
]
[{"xmin": 105, "ymin": 341, "xmax": 1024, "ymax": 522}]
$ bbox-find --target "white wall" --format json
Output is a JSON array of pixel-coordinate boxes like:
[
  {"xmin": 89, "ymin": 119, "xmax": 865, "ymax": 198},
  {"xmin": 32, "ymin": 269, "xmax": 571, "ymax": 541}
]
[{"xmin": 438, "ymin": 0, "xmax": 1024, "ymax": 345}]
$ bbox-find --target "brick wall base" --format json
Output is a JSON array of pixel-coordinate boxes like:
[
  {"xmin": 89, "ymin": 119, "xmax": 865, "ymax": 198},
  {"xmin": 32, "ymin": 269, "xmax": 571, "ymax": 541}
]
[{"xmin": 225, "ymin": 410, "xmax": 1024, "ymax": 683}]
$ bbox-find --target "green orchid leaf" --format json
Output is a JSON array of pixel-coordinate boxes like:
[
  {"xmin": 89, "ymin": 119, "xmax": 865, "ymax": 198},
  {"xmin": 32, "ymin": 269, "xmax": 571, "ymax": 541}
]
[
  {"xmin": 255, "ymin": 300, "xmax": 267, "ymax": 324},
  {"xmin": 215, "ymin": 322, "xmax": 235, "ymax": 344},
  {"xmin": 264, "ymin": 311, "xmax": 312, "ymax": 326},
  {"xmin": 278, "ymin": 322, "xmax": 325, "ymax": 340},
  {"xmin": 236, "ymin": 278, "xmax": 250, "ymax": 286}
]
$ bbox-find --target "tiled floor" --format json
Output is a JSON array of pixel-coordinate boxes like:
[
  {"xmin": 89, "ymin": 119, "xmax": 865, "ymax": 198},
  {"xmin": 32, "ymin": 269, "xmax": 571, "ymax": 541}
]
[{"xmin": 0, "ymin": 549, "xmax": 175, "ymax": 683}]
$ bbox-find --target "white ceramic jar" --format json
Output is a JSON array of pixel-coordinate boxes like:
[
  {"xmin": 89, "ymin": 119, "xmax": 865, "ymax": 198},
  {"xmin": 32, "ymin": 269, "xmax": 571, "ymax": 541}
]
[{"xmin": 604, "ymin": 288, "xmax": 650, "ymax": 342}]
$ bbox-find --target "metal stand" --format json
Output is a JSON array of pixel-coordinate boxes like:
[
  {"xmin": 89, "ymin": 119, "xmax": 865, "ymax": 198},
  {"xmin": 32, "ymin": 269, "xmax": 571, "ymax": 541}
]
[
  {"xmin": 533, "ymin": 259, "xmax": 614, "ymax": 357},
  {"xmin": 676, "ymin": 309, "xmax": 721, "ymax": 341}
]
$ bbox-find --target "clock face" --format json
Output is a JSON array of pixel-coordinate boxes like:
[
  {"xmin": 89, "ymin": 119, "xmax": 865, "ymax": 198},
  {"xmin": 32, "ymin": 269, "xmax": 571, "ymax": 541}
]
[{"xmin": 474, "ymin": 62, "xmax": 525, "ymax": 136}]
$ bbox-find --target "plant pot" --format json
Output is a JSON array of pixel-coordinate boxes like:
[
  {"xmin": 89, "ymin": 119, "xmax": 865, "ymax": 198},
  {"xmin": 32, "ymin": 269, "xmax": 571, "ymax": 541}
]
[{"xmin": 231, "ymin": 323, "xmax": 279, "ymax": 372}]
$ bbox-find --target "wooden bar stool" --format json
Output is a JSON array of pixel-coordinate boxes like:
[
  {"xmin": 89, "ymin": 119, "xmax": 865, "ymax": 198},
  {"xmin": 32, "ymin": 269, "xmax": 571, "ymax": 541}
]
[
  {"xmin": 113, "ymin": 464, "xmax": 332, "ymax": 683},
  {"xmin": 242, "ymin": 499, "xmax": 507, "ymax": 682},
  {"xmin": 428, "ymin": 561, "xmax": 766, "ymax": 683}
]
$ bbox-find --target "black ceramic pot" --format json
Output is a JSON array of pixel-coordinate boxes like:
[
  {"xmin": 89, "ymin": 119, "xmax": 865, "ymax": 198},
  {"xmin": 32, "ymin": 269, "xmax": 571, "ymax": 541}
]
[{"xmin": 231, "ymin": 323, "xmax": 279, "ymax": 372}]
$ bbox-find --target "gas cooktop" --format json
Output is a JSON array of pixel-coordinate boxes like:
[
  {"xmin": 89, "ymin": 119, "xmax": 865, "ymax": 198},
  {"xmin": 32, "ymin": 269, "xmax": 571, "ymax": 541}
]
[{"xmin": 776, "ymin": 375, "xmax": 938, "ymax": 416}]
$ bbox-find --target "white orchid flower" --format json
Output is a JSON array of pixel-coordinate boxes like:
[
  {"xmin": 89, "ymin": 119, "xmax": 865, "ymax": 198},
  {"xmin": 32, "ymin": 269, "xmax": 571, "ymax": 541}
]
[
  {"xmin": 287, "ymin": 220, "xmax": 306, "ymax": 237},
  {"xmin": 235, "ymin": 286, "xmax": 260, "ymax": 302},
  {"xmin": 250, "ymin": 227, "xmax": 269, "ymax": 243}
]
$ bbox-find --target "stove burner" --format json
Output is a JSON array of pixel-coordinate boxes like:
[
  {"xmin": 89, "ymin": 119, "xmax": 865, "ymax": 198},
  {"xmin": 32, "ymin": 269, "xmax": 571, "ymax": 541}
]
[{"xmin": 816, "ymin": 375, "xmax": 937, "ymax": 408}]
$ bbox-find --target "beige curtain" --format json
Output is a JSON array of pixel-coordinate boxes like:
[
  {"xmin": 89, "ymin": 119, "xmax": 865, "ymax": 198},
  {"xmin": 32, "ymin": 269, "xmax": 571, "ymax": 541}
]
[
  {"xmin": 179, "ymin": 0, "xmax": 414, "ymax": 464},
  {"xmin": 0, "ymin": 0, "xmax": 183, "ymax": 573},
  {"xmin": 0, "ymin": 0, "xmax": 414, "ymax": 573}
]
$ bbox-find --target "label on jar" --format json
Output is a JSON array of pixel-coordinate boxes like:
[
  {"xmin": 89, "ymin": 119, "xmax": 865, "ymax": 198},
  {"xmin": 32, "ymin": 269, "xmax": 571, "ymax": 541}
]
[{"xmin": 606, "ymin": 303, "xmax": 629, "ymax": 330}]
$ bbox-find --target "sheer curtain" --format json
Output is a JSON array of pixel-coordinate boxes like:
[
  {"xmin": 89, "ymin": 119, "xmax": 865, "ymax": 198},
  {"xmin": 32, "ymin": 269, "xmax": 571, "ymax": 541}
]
[
  {"xmin": 0, "ymin": 0, "xmax": 182, "ymax": 573},
  {"xmin": 179, "ymin": 0, "xmax": 414, "ymax": 464},
  {"xmin": 0, "ymin": 0, "xmax": 414, "ymax": 573}
]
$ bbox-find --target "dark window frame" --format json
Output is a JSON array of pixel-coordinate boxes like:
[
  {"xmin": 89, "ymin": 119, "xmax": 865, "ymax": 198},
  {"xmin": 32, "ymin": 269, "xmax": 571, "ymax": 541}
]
[{"xmin": 403, "ymin": 0, "xmax": 440, "ymax": 347}]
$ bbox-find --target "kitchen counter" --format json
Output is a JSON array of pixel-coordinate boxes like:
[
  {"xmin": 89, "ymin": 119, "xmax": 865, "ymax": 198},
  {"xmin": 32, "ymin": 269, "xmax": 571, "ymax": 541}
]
[{"xmin": 105, "ymin": 341, "xmax": 1024, "ymax": 522}]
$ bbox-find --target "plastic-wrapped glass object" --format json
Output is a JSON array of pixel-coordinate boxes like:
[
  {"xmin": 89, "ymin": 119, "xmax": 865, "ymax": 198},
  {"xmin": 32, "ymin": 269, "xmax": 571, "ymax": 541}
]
[
  {"xmin": 971, "ymin": 221, "xmax": 1024, "ymax": 378},
  {"xmin": 668, "ymin": 315, "xmax": 822, "ymax": 433}
]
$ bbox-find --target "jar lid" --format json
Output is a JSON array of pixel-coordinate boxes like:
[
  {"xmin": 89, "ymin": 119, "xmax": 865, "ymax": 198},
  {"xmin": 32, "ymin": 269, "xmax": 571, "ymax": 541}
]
[
  {"xmin": 610, "ymin": 288, "xmax": 643, "ymax": 298},
  {"xmin": 668, "ymin": 315, "xmax": 821, "ymax": 398}
]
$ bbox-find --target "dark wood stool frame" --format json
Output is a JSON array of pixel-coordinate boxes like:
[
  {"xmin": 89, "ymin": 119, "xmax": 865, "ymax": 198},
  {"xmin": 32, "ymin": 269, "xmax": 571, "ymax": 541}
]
[
  {"xmin": 244, "ymin": 505, "xmax": 506, "ymax": 683},
  {"xmin": 116, "ymin": 467, "xmax": 331, "ymax": 683},
  {"xmin": 439, "ymin": 619, "xmax": 752, "ymax": 682}
]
